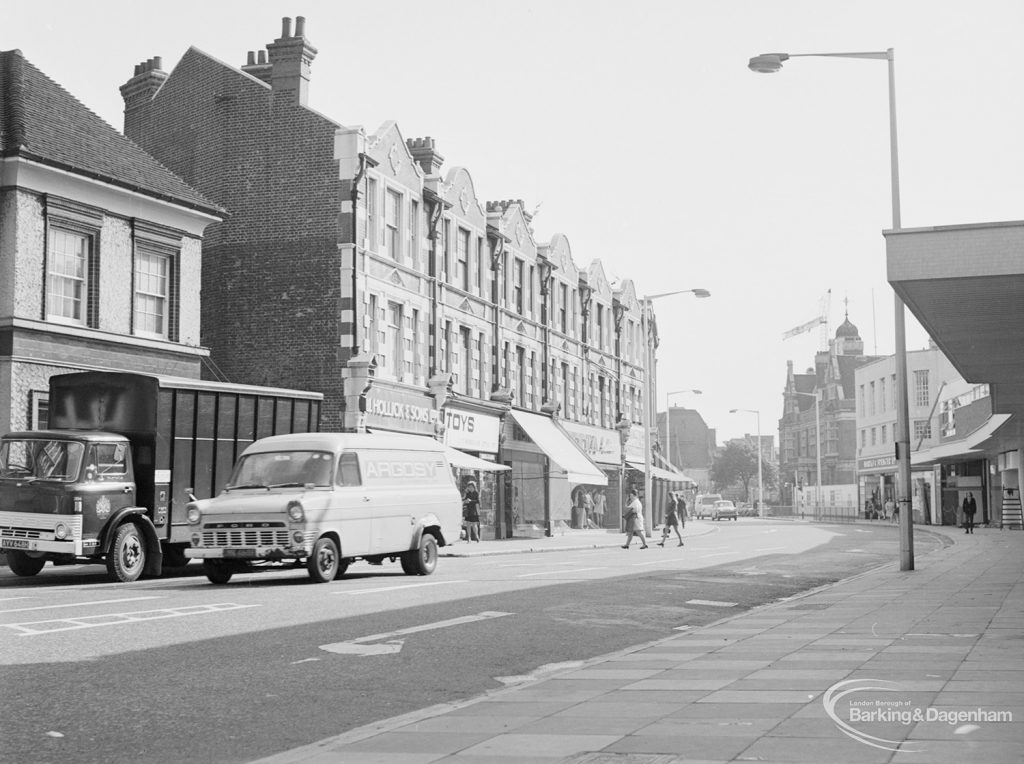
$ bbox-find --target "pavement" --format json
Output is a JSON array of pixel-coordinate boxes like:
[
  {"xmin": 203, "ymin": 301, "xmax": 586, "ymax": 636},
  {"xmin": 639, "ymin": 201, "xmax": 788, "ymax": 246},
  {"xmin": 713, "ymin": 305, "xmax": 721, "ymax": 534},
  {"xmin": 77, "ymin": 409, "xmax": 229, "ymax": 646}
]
[{"xmin": 259, "ymin": 522, "xmax": 1024, "ymax": 764}]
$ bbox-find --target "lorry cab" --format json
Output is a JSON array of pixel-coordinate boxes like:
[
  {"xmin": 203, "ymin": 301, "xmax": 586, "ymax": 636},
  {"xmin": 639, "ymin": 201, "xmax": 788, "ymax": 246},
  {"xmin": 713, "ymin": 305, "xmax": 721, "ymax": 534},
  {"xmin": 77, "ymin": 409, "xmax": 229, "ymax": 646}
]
[{"xmin": 0, "ymin": 430, "xmax": 152, "ymax": 579}]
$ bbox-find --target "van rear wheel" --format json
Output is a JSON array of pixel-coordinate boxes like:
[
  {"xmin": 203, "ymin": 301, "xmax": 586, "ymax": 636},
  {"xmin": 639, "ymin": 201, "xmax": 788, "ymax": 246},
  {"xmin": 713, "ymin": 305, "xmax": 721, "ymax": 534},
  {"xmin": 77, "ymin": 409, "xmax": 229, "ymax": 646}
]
[
  {"xmin": 401, "ymin": 534, "xmax": 437, "ymax": 576},
  {"xmin": 307, "ymin": 537, "xmax": 339, "ymax": 583}
]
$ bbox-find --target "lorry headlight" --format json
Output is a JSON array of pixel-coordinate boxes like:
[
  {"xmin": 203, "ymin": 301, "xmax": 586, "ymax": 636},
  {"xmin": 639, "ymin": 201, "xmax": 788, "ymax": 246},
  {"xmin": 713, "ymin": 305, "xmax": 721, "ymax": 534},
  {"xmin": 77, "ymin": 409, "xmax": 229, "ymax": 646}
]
[
  {"xmin": 287, "ymin": 502, "xmax": 305, "ymax": 522},
  {"xmin": 186, "ymin": 505, "xmax": 202, "ymax": 524},
  {"xmin": 55, "ymin": 523, "xmax": 71, "ymax": 540}
]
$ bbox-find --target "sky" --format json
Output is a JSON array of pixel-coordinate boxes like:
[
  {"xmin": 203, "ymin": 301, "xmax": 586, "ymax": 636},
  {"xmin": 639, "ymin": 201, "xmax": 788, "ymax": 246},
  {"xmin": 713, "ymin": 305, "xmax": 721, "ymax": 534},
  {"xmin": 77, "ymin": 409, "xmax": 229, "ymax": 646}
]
[{"xmin": 5, "ymin": 0, "xmax": 1023, "ymax": 445}]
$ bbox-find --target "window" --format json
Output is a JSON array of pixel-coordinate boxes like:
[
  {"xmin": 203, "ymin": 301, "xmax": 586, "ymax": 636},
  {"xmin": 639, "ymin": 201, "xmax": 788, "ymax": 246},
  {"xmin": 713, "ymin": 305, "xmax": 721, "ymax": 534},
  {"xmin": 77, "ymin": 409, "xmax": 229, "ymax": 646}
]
[
  {"xmin": 385, "ymin": 189, "xmax": 401, "ymax": 260},
  {"xmin": 559, "ymin": 283, "xmax": 568, "ymax": 333},
  {"xmin": 528, "ymin": 265, "xmax": 535, "ymax": 316},
  {"xmin": 596, "ymin": 304, "xmax": 605, "ymax": 350},
  {"xmin": 869, "ymin": 382, "xmax": 876, "ymax": 416},
  {"xmin": 879, "ymin": 377, "xmax": 887, "ymax": 412},
  {"xmin": 529, "ymin": 350, "xmax": 537, "ymax": 407},
  {"xmin": 513, "ymin": 259, "xmax": 524, "ymax": 313},
  {"xmin": 914, "ymin": 419, "xmax": 932, "ymax": 441},
  {"xmin": 516, "ymin": 346, "xmax": 526, "ymax": 404},
  {"xmin": 859, "ymin": 384, "xmax": 865, "ymax": 414},
  {"xmin": 456, "ymin": 228, "xmax": 469, "ymax": 290},
  {"xmin": 410, "ymin": 199, "xmax": 419, "ymax": 267},
  {"xmin": 368, "ymin": 294, "xmax": 379, "ymax": 354},
  {"xmin": 871, "ymin": 427, "xmax": 877, "ymax": 446},
  {"xmin": 366, "ymin": 178, "xmax": 378, "ymax": 250},
  {"xmin": 460, "ymin": 326, "xmax": 472, "ymax": 395},
  {"xmin": 411, "ymin": 309, "xmax": 421, "ymax": 382},
  {"xmin": 598, "ymin": 375, "xmax": 606, "ymax": 427},
  {"xmin": 47, "ymin": 229, "xmax": 90, "ymax": 325},
  {"xmin": 881, "ymin": 424, "xmax": 887, "ymax": 444},
  {"xmin": 385, "ymin": 302, "xmax": 403, "ymax": 379},
  {"xmin": 914, "ymin": 370, "xmax": 930, "ymax": 407},
  {"xmin": 442, "ymin": 220, "xmax": 451, "ymax": 280},
  {"xmin": 861, "ymin": 429, "xmax": 867, "ymax": 448},
  {"xmin": 477, "ymin": 237, "xmax": 485, "ymax": 294},
  {"xmin": 337, "ymin": 452, "xmax": 361, "ymax": 486},
  {"xmin": 891, "ymin": 374, "xmax": 897, "ymax": 409},
  {"xmin": 134, "ymin": 248, "xmax": 171, "ymax": 338}
]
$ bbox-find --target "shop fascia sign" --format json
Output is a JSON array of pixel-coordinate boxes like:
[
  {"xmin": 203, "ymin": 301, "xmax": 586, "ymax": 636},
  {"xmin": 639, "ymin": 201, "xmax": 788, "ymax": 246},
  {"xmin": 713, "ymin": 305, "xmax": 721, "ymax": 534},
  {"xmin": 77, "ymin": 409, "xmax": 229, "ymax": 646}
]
[
  {"xmin": 859, "ymin": 454, "xmax": 897, "ymax": 471},
  {"xmin": 441, "ymin": 407, "xmax": 500, "ymax": 454},
  {"xmin": 561, "ymin": 420, "xmax": 622, "ymax": 465},
  {"xmin": 365, "ymin": 386, "xmax": 438, "ymax": 436}
]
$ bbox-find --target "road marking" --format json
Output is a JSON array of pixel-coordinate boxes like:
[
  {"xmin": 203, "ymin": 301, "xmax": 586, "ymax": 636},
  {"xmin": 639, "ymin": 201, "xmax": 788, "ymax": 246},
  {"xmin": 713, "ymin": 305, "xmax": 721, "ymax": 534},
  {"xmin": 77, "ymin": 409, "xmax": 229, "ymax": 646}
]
[
  {"xmin": 337, "ymin": 580, "xmax": 467, "ymax": 595},
  {"xmin": 0, "ymin": 596, "xmax": 159, "ymax": 614},
  {"xmin": 755, "ymin": 546, "xmax": 787, "ymax": 552},
  {"xmin": 516, "ymin": 567, "xmax": 605, "ymax": 578},
  {"xmin": 5, "ymin": 603, "xmax": 258, "ymax": 636},
  {"xmin": 631, "ymin": 557, "xmax": 688, "ymax": 566},
  {"xmin": 320, "ymin": 611, "xmax": 512, "ymax": 656},
  {"xmin": 687, "ymin": 599, "xmax": 738, "ymax": 608},
  {"xmin": 699, "ymin": 552, "xmax": 734, "ymax": 558},
  {"xmin": 0, "ymin": 597, "xmax": 33, "ymax": 603}
]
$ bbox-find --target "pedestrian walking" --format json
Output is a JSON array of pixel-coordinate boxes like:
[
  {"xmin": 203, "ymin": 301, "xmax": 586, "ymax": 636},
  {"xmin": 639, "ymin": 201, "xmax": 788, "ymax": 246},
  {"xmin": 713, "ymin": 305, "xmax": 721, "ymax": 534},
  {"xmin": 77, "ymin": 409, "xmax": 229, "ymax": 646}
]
[
  {"xmin": 462, "ymin": 481, "xmax": 481, "ymax": 542},
  {"xmin": 658, "ymin": 491, "xmax": 685, "ymax": 546},
  {"xmin": 592, "ymin": 489, "xmax": 606, "ymax": 528},
  {"xmin": 622, "ymin": 488, "xmax": 648, "ymax": 549},
  {"xmin": 962, "ymin": 491, "xmax": 977, "ymax": 534},
  {"xmin": 884, "ymin": 496, "xmax": 895, "ymax": 523}
]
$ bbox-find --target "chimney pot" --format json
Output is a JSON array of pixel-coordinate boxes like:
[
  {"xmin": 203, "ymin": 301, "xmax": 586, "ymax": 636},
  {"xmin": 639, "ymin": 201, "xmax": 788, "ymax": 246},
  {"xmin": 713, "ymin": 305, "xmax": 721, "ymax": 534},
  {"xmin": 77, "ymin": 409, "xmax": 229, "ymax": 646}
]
[
  {"xmin": 153, "ymin": 56, "xmax": 162, "ymax": 70},
  {"xmin": 258, "ymin": 50, "xmax": 267, "ymax": 64},
  {"xmin": 281, "ymin": 16, "xmax": 292, "ymax": 38},
  {"xmin": 295, "ymin": 16, "xmax": 306, "ymax": 36},
  {"xmin": 247, "ymin": 51, "xmax": 256, "ymax": 65},
  {"xmin": 134, "ymin": 63, "xmax": 143, "ymax": 76}
]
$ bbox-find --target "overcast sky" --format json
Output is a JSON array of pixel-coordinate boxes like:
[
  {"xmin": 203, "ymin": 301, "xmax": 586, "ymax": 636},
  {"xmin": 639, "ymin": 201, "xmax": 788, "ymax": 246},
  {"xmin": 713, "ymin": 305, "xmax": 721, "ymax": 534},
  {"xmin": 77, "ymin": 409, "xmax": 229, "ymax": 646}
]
[{"xmin": 5, "ymin": 0, "xmax": 1022, "ymax": 444}]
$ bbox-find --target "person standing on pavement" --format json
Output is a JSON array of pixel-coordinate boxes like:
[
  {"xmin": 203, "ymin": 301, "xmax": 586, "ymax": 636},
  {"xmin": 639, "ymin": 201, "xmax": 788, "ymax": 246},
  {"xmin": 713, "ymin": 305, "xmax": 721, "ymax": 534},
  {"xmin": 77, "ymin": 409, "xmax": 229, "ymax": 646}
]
[
  {"xmin": 592, "ymin": 489, "xmax": 606, "ymax": 528},
  {"xmin": 962, "ymin": 491, "xmax": 977, "ymax": 534},
  {"xmin": 658, "ymin": 491, "xmax": 685, "ymax": 547},
  {"xmin": 622, "ymin": 488, "xmax": 649, "ymax": 549},
  {"xmin": 462, "ymin": 481, "xmax": 481, "ymax": 542},
  {"xmin": 884, "ymin": 496, "xmax": 895, "ymax": 523},
  {"xmin": 582, "ymin": 489, "xmax": 596, "ymax": 528}
]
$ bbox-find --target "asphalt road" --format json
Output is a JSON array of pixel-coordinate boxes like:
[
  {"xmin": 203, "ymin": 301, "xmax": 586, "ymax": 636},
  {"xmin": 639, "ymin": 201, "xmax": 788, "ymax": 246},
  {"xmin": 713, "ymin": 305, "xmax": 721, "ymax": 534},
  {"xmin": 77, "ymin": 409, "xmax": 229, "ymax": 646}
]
[{"xmin": 0, "ymin": 522, "xmax": 946, "ymax": 763}]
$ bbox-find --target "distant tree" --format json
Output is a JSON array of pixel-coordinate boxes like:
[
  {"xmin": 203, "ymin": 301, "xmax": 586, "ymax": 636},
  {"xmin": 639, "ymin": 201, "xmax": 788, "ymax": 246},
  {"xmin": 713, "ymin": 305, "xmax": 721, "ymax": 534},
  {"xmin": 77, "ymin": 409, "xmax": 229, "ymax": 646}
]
[{"xmin": 711, "ymin": 442, "xmax": 778, "ymax": 503}]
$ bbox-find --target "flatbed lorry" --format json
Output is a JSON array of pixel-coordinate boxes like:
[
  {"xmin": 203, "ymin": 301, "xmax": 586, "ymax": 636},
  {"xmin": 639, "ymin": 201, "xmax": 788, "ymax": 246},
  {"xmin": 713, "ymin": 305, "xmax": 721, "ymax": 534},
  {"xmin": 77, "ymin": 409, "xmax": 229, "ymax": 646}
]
[{"xmin": 0, "ymin": 371, "xmax": 321, "ymax": 581}]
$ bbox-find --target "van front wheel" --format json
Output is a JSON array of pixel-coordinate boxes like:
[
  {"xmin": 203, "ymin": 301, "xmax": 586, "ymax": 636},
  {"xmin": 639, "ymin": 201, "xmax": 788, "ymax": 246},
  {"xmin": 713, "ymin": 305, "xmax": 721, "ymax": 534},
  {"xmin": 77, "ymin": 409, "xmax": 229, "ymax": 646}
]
[
  {"xmin": 401, "ymin": 534, "xmax": 437, "ymax": 576},
  {"xmin": 308, "ymin": 537, "xmax": 340, "ymax": 583}
]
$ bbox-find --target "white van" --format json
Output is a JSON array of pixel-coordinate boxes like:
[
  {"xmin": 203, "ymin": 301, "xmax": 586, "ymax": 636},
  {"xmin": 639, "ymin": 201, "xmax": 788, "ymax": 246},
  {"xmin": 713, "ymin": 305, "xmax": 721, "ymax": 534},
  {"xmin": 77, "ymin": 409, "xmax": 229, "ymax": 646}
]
[
  {"xmin": 184, "ymin": 432, "xmax": 461, "ymax": 584},
  {"xmin": 694, "ymin": 493, "xmax": 723, "ymax": 519}
]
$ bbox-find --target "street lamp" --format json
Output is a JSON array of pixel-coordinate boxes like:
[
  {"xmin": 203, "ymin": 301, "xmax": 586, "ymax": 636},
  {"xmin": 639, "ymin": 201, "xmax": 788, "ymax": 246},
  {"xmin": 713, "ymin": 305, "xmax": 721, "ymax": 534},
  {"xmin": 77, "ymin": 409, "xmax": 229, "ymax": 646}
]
[
  {"xmin": 791, "ymin": 391, "xmax": 821, "ymax": 515},
  {"xmin": 749, "ymin": 48, "xmax": 913, "ymax": 571},
  {"xmin": 666, "ymin": 389, "xmax": 703, "ymax": 467},
  {"xmin": 730, "ymin": 409, "xmax": 763, "ymax": 517},
  {"xmin": 642, "ymin": 289, "xmax": 710, "ymax": 535}
]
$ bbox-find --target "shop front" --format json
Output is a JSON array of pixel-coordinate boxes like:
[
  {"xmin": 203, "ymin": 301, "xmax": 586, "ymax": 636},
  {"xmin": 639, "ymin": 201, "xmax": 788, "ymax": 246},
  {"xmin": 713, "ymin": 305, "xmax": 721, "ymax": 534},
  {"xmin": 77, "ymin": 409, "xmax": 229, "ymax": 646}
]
[
  {"xmin": 561, "ymin": 420, "xmax": 625, "ymax": 529},
  {"xmin": 623, "ymin": 428, "xmax": 693, "ymax": 528},
  {"xmin": 501, "ymin": 410, "xmax": 607, "ymax": 537},
  {"xmin": 442, "ymin": 402, "xmax": 510, "ymax": 540}
]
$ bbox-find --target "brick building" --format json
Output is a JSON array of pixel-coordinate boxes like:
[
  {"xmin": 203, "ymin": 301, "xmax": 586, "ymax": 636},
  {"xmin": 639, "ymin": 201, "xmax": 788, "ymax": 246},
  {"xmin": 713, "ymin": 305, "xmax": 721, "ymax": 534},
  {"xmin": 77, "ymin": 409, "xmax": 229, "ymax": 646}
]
[
  {"xmin": 0, "ymin": 49, "xmax": 222, "ymax": 435},
  {"xmin": 118, "ymin": 17, "xmax": 664, "ymax": 537}
]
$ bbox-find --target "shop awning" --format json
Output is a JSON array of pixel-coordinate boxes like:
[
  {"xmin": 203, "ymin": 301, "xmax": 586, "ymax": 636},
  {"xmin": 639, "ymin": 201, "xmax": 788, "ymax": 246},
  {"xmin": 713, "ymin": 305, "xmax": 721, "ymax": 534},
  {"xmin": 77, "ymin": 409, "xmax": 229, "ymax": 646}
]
[
  {"xmin": 626, "ymin": 461, "xmax": 695, "ymax": 485},
  {"xmin": 911, "ymin": 414, "xmax": 1012, "ymax": 466},
  {"xmin": 444, "ymin": 447, "xmax": 510, "ymax": 472},
  {"xmin": 508, "ymin": 411, "xmax": 608, "ymax": 485}
]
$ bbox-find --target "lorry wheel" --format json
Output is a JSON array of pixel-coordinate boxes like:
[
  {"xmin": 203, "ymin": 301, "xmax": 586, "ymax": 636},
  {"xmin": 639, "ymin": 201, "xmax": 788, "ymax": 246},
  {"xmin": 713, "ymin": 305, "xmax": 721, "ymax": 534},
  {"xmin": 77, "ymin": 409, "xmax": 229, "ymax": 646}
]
[
  {"xmin": 106, "ymin": 523, "xmax": 146, "ymax": 582},
  {"xmin": 401, "ymin": 534, "xmax": 437, "ymax": 576},
  {"xmin": 307, "ymin": 537, "xmax": 339, "ymax": 583},
  {"xmin": 6, "ymin": 551, "xmax": 46, "ymax": 577},
  {"xmin": 203, "ymin": 560, "xmax": 233, "ymax": 584}
]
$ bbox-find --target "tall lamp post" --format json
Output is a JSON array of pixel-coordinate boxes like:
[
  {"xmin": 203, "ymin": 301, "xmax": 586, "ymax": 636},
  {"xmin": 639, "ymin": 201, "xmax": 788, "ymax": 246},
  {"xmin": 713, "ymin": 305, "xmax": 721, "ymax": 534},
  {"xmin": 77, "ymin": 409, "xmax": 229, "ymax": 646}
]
[
  {"xmin": 666, "ymin": 389, "xmax": 703, "ymax": 467},
  {"xmin": 730, "ymin": 408, "xmax": 763, "ymax": 517},
  {"xmin": 749, "ymin": 48, "xmax": 913, "ymax": 571},
  {"xmin": 791, "ymin": 391, "xmax": 821, "ymax": 515},
  {"xmin": 642, "ymin": 289, "xmax": 710, "ymax": 535}
]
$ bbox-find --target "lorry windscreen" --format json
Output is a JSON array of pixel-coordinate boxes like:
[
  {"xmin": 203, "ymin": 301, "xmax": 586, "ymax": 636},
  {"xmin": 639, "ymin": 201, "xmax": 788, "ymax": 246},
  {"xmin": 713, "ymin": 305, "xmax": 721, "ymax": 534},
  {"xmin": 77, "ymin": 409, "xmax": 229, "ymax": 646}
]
[
  {"xmin": 0, "ymin": 439, "xmax": 85, "ymax": 482},
  {"xmin": 228, "ymin": 451, "xmax": 334, "ymax": 489}
]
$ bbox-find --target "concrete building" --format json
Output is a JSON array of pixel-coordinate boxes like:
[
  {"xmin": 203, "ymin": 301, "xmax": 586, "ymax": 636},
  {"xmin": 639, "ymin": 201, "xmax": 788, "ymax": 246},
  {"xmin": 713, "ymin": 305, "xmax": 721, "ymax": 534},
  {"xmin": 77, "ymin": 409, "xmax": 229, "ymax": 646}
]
[
  {"xmin": 0, "ymin": 49, "xmax": 222, "ymax": 435},
  {"xmin": 117, "ymin": 17, "xmax": 668, "ymax": 537},
  {"xmin": 779, "ymin": 315, "xmax": 882, "ymax": 511},
  {"xmin": 657, "ymin": 406, "xmax": 715, "ymax": 491}
]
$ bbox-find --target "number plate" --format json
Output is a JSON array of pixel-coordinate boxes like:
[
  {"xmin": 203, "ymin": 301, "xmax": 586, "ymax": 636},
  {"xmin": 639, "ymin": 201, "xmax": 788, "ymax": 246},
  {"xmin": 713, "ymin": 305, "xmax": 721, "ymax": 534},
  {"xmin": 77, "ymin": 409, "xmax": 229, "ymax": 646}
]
[
  {"xmin": 224, "ymin": 548, "xmax": 256, "ymax": 559},
  {"xmin": 1, "ymin": 539, "xmax": 30, "ymax": 550}
]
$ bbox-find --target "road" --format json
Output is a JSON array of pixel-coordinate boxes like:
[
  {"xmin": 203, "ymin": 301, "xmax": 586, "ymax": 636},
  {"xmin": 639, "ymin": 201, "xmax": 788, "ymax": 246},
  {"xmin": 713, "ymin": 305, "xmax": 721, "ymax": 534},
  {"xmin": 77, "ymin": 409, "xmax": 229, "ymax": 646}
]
[{"xmin": 0, "ymin": 520, "xmax": 945, "ymax": 763}]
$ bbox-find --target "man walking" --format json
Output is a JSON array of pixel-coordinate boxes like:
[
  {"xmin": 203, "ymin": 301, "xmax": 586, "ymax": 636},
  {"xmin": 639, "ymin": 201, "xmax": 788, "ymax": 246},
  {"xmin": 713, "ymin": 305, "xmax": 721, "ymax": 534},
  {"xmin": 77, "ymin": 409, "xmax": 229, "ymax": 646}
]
[{"xmin": 962, "ymin": 491, "xmax": 977, "ymax": 534}]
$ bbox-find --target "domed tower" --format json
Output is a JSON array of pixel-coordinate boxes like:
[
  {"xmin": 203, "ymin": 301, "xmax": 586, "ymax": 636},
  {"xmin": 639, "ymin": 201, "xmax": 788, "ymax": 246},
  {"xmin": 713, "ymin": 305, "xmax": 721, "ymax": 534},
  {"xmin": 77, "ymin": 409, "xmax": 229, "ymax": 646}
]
[{"xmin": 834, "ymin": 313, "xmax": 863, "ymax": 356}]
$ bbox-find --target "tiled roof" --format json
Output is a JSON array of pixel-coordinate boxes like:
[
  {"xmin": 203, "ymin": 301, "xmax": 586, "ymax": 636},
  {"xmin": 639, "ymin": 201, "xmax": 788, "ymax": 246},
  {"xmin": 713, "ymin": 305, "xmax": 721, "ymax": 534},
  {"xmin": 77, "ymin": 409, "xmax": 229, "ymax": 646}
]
[{"xmin": 0, "ymin": 49, "xmax": 222, "ymax": 215}]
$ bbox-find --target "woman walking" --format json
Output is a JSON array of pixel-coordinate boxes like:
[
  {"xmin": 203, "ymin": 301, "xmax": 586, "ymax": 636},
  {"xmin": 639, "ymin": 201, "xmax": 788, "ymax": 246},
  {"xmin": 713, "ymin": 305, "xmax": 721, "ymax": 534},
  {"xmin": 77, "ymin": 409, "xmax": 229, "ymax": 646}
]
[
  {"xmin": 658, "ymin": 491, "xmax": 685, "ymax": 546},
  {"xmin": 622, "ymin": 488, "xmax": 649, "ymax": 549}
]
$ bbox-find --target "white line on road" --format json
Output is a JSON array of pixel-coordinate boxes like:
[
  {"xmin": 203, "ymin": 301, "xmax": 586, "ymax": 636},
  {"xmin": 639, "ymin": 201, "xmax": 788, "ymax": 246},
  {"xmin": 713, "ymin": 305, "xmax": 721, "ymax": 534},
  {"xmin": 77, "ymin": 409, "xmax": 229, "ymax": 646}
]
[
  {"xmin": 0, "ymin": 597, "xmax": 33, "ymax": 603},
  {"xmin": 755, "ymin": 546, "xmax": 787, "ymax": 552},
  {"xmin": 5, "ymin": 602, "xmax": 259, "ymax": 636},
  {"xmin": 516, "ymin": 567, "xmax": 606, "ymax": 578},
  {"xmin": 0, "ymin": 596, "xmax": 159, "ymax": 614},
  {"xmin": 337, "ymin": 580, "xmax": 467, "ymax": 595},
  {"xmin": 698, "ymin": 552, "xmax": 734, "ymax": 558},
  {"xmin": 631, "ymin": 557, "xmax": 688, "ymax": 566},
  {"xmin": 320, "ymin": 611, "xmax": 512, "ymax": 656},
  {"xmin": 687, "ymin": 599, "xmax": 738, "ymax": 607}
]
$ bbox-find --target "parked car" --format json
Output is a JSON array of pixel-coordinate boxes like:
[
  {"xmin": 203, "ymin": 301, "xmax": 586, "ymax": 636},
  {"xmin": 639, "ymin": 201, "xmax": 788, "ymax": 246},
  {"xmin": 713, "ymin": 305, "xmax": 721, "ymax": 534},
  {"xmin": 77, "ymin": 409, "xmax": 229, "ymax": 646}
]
[
  {"xmin": 710, "ymin": 499, "xmax": 739, "ymax": 521},
  {"xmin": 694, "ymin": 493, "xmax": 723, "ymax": 519}
]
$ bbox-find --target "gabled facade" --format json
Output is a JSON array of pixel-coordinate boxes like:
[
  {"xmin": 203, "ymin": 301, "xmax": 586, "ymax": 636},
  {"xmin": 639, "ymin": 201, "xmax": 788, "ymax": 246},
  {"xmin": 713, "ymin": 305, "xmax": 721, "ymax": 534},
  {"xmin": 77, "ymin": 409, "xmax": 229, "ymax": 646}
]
[{"xmin": 0, "ymin": 49, "xmax": 221, "ymax": 434}]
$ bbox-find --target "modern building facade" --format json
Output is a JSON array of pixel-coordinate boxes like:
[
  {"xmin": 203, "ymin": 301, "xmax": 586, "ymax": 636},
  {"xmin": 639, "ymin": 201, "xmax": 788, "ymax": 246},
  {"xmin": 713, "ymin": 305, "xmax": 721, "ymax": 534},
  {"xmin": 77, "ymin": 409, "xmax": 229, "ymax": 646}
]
[
  {"xmin": 117, "ymin": 17, "xmax": 669, "ymax": 538},
  {"xmin": 779, "ymin": 315, "xmax": 882, "ymax": 510},
  {"xmin": 0, "ymin": 49, "xmax": 222, "ymax": 435}
]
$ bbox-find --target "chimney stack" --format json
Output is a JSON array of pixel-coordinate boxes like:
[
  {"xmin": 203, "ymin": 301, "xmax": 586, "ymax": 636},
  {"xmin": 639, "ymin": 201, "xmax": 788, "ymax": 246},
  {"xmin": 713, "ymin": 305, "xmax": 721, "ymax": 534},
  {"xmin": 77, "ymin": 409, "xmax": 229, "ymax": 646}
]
[
  {"xmin": 120, "ymin": 56, "xmax": 169, "ymax": 122},
  {"xmin": 406, "ymin": 137, "xmax": 445, "ymax": 176},
  {"xmin": 242, "ymin": 49, "xmax": 272, "ymax": 84},
  {"xmin": 264, "ymin": 15, "xmax": 317, "ymax": 107}
]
